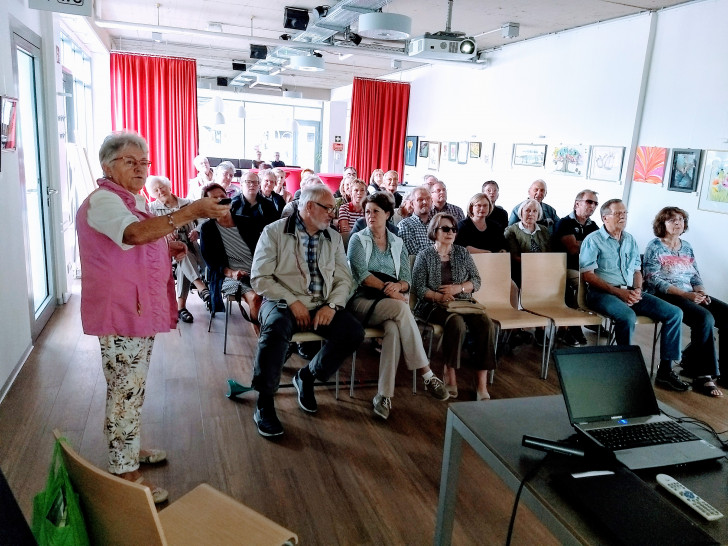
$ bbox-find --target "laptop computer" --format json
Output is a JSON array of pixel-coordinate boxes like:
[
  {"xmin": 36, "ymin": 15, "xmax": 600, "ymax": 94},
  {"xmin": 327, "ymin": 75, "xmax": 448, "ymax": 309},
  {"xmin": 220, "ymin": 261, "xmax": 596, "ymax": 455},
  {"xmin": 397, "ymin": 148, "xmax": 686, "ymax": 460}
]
[{"xmin": 553, "ymin": 345, "xmax": 723, "ymax": 470}]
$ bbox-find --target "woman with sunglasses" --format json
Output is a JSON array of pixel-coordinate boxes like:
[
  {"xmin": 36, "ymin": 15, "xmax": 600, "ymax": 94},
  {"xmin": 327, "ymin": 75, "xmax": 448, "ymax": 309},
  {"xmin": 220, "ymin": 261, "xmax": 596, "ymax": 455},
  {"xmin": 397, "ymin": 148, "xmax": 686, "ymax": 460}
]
[{"xmin": 412, "ymin": 213, "xmax": 497, "ymax": 400}]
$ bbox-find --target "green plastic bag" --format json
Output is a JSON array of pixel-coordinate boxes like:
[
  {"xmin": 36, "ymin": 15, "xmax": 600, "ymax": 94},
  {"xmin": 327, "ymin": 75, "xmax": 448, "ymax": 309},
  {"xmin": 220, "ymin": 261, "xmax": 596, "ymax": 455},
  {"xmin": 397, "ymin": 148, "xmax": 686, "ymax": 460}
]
[{"xmin": 31, "ymin": 439, "xmax": 90, "ymax": 546}]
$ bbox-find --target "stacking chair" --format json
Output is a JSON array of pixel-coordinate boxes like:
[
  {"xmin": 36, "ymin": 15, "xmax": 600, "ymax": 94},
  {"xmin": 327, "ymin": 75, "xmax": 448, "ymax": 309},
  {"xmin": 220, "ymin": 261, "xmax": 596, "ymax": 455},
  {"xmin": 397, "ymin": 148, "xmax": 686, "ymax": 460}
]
[
  {"xmin": 519, "ymin": 253, "xmax": 605, "ymax": 379},
  {"xmin": 53, "ymin": 430, "xmax": 298, "ymax": 546},
  {"xmin": 470, "ymin": 253, "xmax": 551, "ymax": 382},
  {"xmin": 207, "ymin": 293, "xmax": 253, "ymax": 354}
]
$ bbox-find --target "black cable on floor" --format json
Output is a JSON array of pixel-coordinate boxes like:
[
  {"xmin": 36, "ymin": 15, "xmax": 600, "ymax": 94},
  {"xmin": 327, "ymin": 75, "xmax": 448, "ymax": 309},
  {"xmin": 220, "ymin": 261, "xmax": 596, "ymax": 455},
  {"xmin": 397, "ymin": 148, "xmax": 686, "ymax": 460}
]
[{"xmin": 505, "ymin": 455, "xmax": 549, "ymax": 546}]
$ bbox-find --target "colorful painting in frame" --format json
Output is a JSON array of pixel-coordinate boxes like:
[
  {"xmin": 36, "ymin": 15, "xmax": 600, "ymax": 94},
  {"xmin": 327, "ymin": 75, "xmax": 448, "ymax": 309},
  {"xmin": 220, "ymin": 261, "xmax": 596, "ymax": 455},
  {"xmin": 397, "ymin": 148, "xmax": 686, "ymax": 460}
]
[
  {"xmin": 457, "ymin": 141, "xmax": 468, "ymax": 164},
  {"xmin": 428, "ymin": 141, "xmax": 441, "ymax": 171},
  {"xmin": 697, "ymin": 150, "xmax": 728, "ymax": 214},
  {"xmin": 419, "ymin": 140, "xmax": 429, "ymax": 158},
  {"xmin": 632, "ymin": 146, "xmax": 667, "ymax": 185},
  {"xmin": 469, "ymin": 142, "xmax": 481, "ymax": 159},
  {"xmin": 481, "ymin": 142, "xmax": 495, "ymax": 169},
  {"xmin": 588, "ymin": 145, "xmax": 625, "ymax": 182},
  {"xmin": 667, "ymin": 148, "xmax": 701, "ymax": 193},
  {"xmin": 448, "ymin": 142, "xmax": 458, "ymax": 162},
  {"xmin": 512, "ymin": 143, "xmax": 546, "ymax": 167},
  {"xmin": 404, "ymin": 136, "xmax": 418, "ymax": 166},
  {"xmin": 549, "ymin": 144, "xmax": 588, "ymax": 176},
  {"xmin": 441, "ymin": 141, "xmax": 449, "ymax": 164}
]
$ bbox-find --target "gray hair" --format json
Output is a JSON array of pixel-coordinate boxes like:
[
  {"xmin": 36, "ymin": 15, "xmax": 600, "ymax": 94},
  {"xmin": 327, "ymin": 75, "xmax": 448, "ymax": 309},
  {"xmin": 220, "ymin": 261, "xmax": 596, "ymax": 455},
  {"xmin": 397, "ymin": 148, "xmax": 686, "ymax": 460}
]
[
  {"xmin": 300, "ymin": 184, "xmax": 333, "ymax": 209},
  {"xmin": 575, "ymin": 189, "xmax": 598, "ymax": 201},
  {"xmin": 518, "ymin": 198, "xmax": 543, "ymax": 221},
  {"xmin": 600, "ymin": 198, "xmax": 623, "ymax": 219},
  {"xmin": 99, "ymin": 132, "xmax": 147, "ymax": 167},
  {"xmin": 301, "ymin": 175, "xmax": 323, "ymax": 189},
  {"xmin": 411, "ymin": 185, "xmax": 432, "ymax": 199},
  {"xmin": 145, "ymin": 175, "xmax": 171, "ymax": 192},
  {"xmin": 216, "ymin": 161, "xmax": 235, "ymax": 174},
  {"xmin": 272, "ymin": 167, "xmax": 285, "ymax": 178},
  {"xmin": 259, "ymin": 168, "xmax": 276, "ymax": 182}
]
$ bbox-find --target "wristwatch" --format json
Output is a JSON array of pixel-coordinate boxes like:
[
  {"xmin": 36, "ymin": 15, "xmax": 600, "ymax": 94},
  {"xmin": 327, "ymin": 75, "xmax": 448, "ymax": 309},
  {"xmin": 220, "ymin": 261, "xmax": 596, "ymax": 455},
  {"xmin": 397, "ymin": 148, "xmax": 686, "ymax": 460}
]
[{"xmin": 327, "ymin": 302, "xmax": 339, "ymax": 311}]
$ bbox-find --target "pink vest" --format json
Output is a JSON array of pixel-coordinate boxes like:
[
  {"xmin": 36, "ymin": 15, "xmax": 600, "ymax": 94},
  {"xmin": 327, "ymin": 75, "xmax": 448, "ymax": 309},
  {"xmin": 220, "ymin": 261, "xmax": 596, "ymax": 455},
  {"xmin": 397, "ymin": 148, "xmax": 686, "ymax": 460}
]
[{"xmin": 76, "ymin": 179, "xmax": 177, "ymax": 337}]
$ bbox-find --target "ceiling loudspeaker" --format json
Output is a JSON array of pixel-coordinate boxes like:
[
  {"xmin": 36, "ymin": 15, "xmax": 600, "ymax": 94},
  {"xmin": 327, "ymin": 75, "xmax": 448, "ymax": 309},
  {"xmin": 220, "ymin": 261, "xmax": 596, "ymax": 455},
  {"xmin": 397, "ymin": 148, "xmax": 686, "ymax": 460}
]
[
  {"xmin": 250, "ymin": 45, "xmax": 268, "ymax": 59},
  {"xmin": 217, "ymin": 77, "xmax": 229, "ymax": 87},
  {"xmin": 284, "ymin": 7, "xmax": 309, "ymax": 31},
  {"xmin": 232, "ymin": 62, "xmax": 246, "ymax": 71}
]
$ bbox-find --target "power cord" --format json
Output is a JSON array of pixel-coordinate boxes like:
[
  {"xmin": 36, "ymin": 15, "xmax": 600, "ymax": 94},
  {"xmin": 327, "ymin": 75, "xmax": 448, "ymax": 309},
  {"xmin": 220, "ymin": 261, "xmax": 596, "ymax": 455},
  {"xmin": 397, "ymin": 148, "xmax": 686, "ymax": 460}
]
[
  {"xmin": 504, "ymin": 455, "xmax": 549, "ymax": 546},
  {"xmin": 660, "ymin": 409, "xmax": 728, "ymax": 452}
]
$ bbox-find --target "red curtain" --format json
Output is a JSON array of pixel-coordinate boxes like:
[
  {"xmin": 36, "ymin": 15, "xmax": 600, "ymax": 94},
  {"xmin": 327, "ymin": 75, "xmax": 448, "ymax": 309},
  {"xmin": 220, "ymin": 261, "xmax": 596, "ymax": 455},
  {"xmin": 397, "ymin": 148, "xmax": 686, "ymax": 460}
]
[
  {"xmin": 346, "ymin": 77, "xmax": 410, "ymax": 182},
  {"xmin": 110, "ymin": 53, "xmax": 198, "ymax": 198}
]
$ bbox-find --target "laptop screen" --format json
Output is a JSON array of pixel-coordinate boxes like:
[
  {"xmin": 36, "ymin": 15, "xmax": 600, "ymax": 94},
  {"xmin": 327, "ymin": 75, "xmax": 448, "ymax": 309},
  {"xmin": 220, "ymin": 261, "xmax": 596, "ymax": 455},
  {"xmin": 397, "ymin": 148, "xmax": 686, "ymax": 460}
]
[{"xmin": 554, "ymin": 346, "xmax": 660, "ymax": 423}]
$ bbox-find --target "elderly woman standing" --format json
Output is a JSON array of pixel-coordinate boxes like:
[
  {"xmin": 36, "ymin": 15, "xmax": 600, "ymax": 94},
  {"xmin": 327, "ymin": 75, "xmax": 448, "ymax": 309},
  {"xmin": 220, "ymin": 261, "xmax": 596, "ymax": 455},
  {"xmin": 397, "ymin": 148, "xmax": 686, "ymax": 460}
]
[
  {"xmin": 455, "ymin": 193, "xmax": 508, "ymax": 254},
  {"xmin": 412, "ymin": 213, "xmax": 497, "ymax": 400},
  {"xmin": 146, "ymin": 175, "xmax": 211, "ymax": 322},
  {"xmin": 348, "ymin": 193, "xmax": 449, "ymax": 419},
  {"xmin": 76, "ymin": 132, "xmax": 228, "ymax": 502},
  {"xmin": 503, "ymin": 198, "xmax": 551, "ymax": 286},
  {"xmin": 644, "ymin": 207, "xmax": 728, "ymax": 397}
]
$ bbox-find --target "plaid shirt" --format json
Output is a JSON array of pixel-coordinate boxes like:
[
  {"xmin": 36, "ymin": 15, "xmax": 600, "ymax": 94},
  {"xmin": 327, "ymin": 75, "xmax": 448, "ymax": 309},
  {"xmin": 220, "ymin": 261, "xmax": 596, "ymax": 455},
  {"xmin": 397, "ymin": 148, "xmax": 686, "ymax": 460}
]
[
  {"xmin": 431, "ymin": 203, "xmax": 465, "ymax": 224},
  {"xmin": 295, "ymin": 215, "xmax": 324, "ymax": 300},
  {"xmin": 398, "ymin": 215, "xmax": 431, "ymax": 256}
]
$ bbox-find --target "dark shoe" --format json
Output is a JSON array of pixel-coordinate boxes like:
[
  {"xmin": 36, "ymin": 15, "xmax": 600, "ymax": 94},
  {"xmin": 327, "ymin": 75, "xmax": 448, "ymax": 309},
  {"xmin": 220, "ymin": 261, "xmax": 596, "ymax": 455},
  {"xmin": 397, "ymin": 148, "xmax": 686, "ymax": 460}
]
[
  {"xmin": 655, "ymin": 370, "xmax": 690, "ymax": 392},
  {"xmin": 570, "ymin": 326, "xmax": 588, "ymax": 345},
  {"xmin": 557, "ymin": 329, "xmax": 579, "ymax": 347},
  {"xmin": 293, "ymin": 370, "xmax": 318, "ymax": 413},
  {"xmin": 253, "ymin": 406, "xmax": 284, "ymax": 437},
  {"xmin": 199, "ymin": 288, "xmax": 211, "ymax": 311},
  {"xmin": 296, "ymin": 342, "xmax": 317, "ymax": 361},
  {"xmin": 177, "ymin": 308, "xmax": 193, "ymax": 323},
  {"xmin": 693, "ymin": 379, "xmax": 723, "ymax": 398}
]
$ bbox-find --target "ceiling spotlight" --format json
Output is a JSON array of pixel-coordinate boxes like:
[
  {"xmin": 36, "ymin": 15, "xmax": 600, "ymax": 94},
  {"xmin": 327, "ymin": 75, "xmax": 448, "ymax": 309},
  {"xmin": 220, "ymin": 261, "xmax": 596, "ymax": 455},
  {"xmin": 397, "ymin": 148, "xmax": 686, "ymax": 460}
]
[
  {"xmin": 214, "ymin": 111, "xmax": 225, "ymax": 125},
  {"xmin": 232, "ymin": 62, "xmax": 246, "ymax": 71},
  {"xmin": 250, "ymin": 44, "xmax": 268, "ymax": 60},
  {"xmin": 280, "ymin": 33, "xmax": 292, "ymax": 41},
  {"xmin": 313, "ymin": 5, "xmax": 329, "ymax": 19},
  {"xmin": 349, "ymin": 32, "xmax": 362, "ymax": 46},
  {"xmin": 459, "ymin": 39, "xmax": 476, "ymax": 55},
  {"xmin": 357, "ymin": 12, "xmax": 411, "ymax": 40},
  {"xmin": 283, "ymin": 7, "xmax": 309, "ymax": 31}
]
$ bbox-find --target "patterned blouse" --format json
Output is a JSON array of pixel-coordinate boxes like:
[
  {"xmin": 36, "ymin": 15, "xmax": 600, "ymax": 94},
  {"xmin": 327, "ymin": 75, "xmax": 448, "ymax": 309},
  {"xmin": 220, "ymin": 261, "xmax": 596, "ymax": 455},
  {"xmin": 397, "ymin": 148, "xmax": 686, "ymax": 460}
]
[{"xmin": 643, "ymin": 238, "xmax": 703, "ymax": 294}]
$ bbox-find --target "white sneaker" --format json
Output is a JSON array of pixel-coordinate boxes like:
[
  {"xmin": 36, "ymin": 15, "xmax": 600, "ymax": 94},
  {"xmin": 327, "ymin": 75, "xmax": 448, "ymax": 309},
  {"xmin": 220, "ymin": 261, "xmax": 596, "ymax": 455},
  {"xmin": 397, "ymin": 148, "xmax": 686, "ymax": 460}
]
[{"xmin": 373, "ymin": 394, "xmax": 392, "ymax": 419}]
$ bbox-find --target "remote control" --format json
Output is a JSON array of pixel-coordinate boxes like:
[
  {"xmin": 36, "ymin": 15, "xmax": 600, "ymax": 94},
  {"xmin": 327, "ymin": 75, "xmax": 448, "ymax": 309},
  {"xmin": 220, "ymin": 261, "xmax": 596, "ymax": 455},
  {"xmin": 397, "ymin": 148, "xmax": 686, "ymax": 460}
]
[{"xmin": 656, "ymin": 474, "xmax": 724, "ymax": 521}]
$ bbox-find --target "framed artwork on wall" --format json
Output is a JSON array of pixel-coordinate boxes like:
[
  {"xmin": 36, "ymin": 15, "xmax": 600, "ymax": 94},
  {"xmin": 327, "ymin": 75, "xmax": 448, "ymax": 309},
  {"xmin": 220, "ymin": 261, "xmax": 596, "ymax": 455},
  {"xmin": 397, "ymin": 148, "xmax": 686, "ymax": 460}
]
[
  {"xmin": 1, "ymin": 96, "xmax": 18, "ymax": 152},
  {"xmin": 404, "ymin": 136, "xmax": 418, "ymax": 166},
  {"xmin": 667, "ymin": 148, "xmax": 701, "ymax": 192},
  {"xmin": 512, "ymin": 143, "xmax": 546, "ymax": 167},
  {"xmin": 469, "ymin": 142, "xmax": 482, "ymax": 158},
  {"xmin": 457, "ymin": 141, "xmax": 468, "ymax": 164},
  {"xmin": 550, "ymin": 144, "xmax": 588, "ymax": 176},
  {"xmin": 419, "ymin": 140, "xmax": 429, "ymax": 158},
  {"xmin": 697, "ymin": 149, "xmax": 728, "ymax": 214},
  {"xmin": 441, "ymin": 141, "xmax": 449, "ymax": 164},
  {"xmin": 428, "ymin": 141, "xmax": 441, "ymax": 171},
  {"xmin": 482, "ymin": 142, "xmax": 495, "ymax": 169},
  {"xmin": 587, "ymin": 145, "xmax": 624, "ymax": 182},
  {"xmin": 632, "ymin": 146, "xmax": 667, "ymax": 185},
  {"xmin": 448, "ymin": 142, "xmax": 457, "ymax": 162}
]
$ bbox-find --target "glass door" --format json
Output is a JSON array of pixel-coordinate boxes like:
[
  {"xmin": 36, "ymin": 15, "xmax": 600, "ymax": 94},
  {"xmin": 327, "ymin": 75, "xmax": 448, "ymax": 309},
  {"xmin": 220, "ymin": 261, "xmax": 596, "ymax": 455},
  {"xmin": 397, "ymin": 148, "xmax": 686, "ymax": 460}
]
[
  {"xmin": 294, "ymin": 120, "xmax": 321, "ymax": 173},
  {"xmin": 14, "ymin": 30, "xmax": 55, "ymax": 338}
]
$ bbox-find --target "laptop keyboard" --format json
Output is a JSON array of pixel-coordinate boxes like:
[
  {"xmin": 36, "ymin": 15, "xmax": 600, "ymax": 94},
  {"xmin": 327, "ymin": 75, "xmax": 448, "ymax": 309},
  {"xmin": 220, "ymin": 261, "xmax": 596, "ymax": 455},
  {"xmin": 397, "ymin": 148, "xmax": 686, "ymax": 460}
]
[{"xmin": 589, "ymin": 421, "xmax": 700, "ymax": 450}]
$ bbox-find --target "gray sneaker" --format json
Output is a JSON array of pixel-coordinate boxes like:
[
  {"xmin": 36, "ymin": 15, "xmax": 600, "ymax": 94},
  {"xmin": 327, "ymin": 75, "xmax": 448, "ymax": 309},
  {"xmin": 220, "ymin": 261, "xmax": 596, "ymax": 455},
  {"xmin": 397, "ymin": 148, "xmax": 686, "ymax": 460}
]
[
  {"xmin": 373, "ymin": 394, "xmax": 391, "ymax": 419},
  {"xmin": 424, "ymin": 376, "xmax": 450, "ymax": 401}
]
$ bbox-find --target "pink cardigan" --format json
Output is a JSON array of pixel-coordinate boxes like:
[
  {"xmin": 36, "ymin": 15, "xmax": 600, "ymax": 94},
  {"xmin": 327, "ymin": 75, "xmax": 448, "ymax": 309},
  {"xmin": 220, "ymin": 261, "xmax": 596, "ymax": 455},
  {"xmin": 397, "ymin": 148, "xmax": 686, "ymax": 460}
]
[{"xmin": 76, "ymin": 179, "xmax": 177, "ymax": 337}]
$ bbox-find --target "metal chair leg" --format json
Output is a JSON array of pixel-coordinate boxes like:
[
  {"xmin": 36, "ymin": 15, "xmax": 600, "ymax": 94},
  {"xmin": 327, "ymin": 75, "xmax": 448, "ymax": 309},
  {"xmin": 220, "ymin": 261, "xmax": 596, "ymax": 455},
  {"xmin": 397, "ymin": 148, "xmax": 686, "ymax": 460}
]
[
  {"xmin": 349, "ymin": 351, "xmax": 357, "ymax": 398},
  {"xmin": 223, "ymin": 297, "xmax": 231, "ymax": 354}
]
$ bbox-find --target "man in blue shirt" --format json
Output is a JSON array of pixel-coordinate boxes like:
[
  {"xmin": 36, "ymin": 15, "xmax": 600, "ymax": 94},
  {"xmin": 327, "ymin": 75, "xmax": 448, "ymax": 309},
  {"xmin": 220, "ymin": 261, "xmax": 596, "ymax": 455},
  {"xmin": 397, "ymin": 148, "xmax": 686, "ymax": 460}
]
[
  {"xmin": 508, "ymin": 179, "xmax": 559, "ymax": 234},
  {"xmin": 580, "ymin": 198, "xmax": 687, "ymax": 391}
]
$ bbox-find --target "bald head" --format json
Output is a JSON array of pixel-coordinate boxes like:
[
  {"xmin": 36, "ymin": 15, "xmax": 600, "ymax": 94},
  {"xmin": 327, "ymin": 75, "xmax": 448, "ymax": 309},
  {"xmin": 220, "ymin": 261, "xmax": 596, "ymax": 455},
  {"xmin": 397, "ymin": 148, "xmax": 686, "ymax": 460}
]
[{"xmin": 528, "ymin": 180, "xmax": 547, "ymax": 202}]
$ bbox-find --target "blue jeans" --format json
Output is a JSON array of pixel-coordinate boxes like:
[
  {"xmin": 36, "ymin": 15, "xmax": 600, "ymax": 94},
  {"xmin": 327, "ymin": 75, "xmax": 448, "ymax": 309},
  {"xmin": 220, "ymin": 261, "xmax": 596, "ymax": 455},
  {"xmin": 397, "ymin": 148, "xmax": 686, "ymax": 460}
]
[
  {"xmin": 252, "ymin": 300, "xmax": 365, "ymax": 397},
  {"xmin": 657, "ymin": 293, "xmax": 728, "ymax": 378},
  {"xmin": 586, "ymin": 287, "xmax": 682, "ymax": 362}
]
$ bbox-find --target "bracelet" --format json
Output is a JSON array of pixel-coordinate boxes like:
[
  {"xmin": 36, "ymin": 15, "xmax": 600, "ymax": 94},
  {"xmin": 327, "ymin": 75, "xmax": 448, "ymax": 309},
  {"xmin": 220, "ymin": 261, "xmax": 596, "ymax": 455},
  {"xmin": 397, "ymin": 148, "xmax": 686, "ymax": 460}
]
[
  {"xmin": 461, "ymin": 284, "xmax": 465, "ymax": 294},
  {"xmin": 166, "ymin": 213, "xmax": 178, "ymax": 230}
]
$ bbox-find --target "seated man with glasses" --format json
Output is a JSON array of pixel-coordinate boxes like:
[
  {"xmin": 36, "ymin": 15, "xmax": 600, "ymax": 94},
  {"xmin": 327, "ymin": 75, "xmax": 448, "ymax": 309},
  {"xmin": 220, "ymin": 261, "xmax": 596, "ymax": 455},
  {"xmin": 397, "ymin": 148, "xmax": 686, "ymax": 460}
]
[
  {"xmin": 247, "ymin": 184, "xmax": 365, "ymax": 438},
  {"xmin": 580, "ymin": 199, "xmax": 687, "ymax": 391},
  {"xmin": 551, "ymin": 189, "xmax": 600, "ymax": 345}
]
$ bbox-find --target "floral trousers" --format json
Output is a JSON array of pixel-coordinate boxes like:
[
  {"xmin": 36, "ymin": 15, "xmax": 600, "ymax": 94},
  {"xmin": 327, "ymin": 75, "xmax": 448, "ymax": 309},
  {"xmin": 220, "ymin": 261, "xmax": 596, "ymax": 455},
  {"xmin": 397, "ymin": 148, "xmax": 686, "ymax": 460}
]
[{"xmin": 99, "ymin": 335, "xmax": 155, "ymax": 474}]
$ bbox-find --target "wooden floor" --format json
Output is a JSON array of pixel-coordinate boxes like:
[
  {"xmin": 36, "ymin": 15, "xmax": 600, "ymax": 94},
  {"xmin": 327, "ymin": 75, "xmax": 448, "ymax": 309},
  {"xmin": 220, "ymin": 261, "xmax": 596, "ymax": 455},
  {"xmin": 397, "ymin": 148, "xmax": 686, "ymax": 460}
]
[{"xmin": 1, "ymin": 282, "xmax": 725, "ymax": 545}]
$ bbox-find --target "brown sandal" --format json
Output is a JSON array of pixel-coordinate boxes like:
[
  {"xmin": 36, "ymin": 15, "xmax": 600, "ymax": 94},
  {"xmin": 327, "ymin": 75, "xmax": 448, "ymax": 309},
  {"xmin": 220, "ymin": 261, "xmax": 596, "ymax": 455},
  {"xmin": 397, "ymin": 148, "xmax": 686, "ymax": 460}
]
[{"xmin": 693, "ymin": 380, "xmax": 723, "ymax": 398}]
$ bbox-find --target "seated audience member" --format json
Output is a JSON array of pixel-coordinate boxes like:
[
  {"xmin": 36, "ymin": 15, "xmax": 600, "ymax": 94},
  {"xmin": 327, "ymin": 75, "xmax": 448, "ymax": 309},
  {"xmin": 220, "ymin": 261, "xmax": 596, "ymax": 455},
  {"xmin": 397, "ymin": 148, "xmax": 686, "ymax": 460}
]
[
  {"xmin": 456, "ymin": 193, "xmax": 508, "ymax": 254},
  {"xmin": 293, "ymin": 168, "xmax": 316, "ymax": 200},
  {"xmin": 215, "ymin": 161, "xmax": 239, "ymax": 198},
  {"xmin": 380, "ymin": 170, "xmax": 403, "ymax": 207},
  {"xmin": 508, "ymin": 179, "xmax": 559, "ymax": 234},
  {"xmin": 271, "ymin": 151, "xmax": 285, "ymax": 168},
  {"xmin": 580, "ymin": 199, "xmax": 686, "ymax": 391},
  {"xmin": 272, "ymin": 167, "xmax": 293, "ymax": 203},
  {"xmin": 282, "ymin": 175, "xmax": 325, "ymax": 218},
  {"xmin": 146, "ymin": 175, "xmax": 210, "ymax": 322},
  {"xmin": 644, "ymin": 206, "xmax": 727, "ymax": 397},
  {"xmin": 412, "ymin": 213, "xmax": 497, "ymax": 400},
  {"xmin": 338, "ymin": 178, "xmax": 367, "ymax": 236},
  {"xmin": 248, "ymin": 185, "xmax": 365, "ymax": 437},
  {"xmin": 392, "ymin": 190, "xmax": 414, "ymax": 225},
  {"xmin": 258, "ymin": 169, "xmax": 286, "ymax": 216},
  {"xmin": 430, "ymin": 180, "xmax": 465, "ymax": 223},
  {"xmin": 252, "ymin": 150, "xmax": 263, "ymax": 168},
  {"xmin": 551, "ymin": 189, "xmax": 600, "ymax": 346},
  {"xmin": 481, "ymin": 180, "xmax": 508, "ymax": 228},
  {"xmin": 259, "ymin": 162, "xmax": 273, "ymax": 170},
  {"xmin": 347, "ymin": 193, "xmax": 449, "ymax": 419},
  {"xmin": 343, "ymin": 165, "xmax": 357, "ymax": 184},
  {"xmin": 504, "ymin": 198, "xmax": 551, "ymax": 287},
  {"xmin": 423, "ymin": 174, "xmax": 438, "ymax": 188},
  {"xmin": 398, "ymin": 186, "xmax": 434, "ymax": 255},
  {"xmin": 200, "ymin": 174, "xmax": 277, "ymax": 329},
  {"xmin": 188, "ymin": 155, "xmax": 214, "ymax": 200},
  {"xmin": 368, "ymin": 168, "xmax": 384, "ymax": 194}
]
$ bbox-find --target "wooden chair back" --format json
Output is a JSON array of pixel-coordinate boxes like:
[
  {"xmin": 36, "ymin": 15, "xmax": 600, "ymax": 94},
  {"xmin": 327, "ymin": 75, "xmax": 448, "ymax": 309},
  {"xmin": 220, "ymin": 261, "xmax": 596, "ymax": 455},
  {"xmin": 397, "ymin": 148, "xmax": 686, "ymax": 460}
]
[
  {"xmin": 470, "ymin": 253, "xmax": 516, "ymax": 309},
  {"xmin": 52, "ymin": 429, "xmax": 166, "ymax": 546},
  {"xmin": 520, "ymin": 253, "xmax": 568, "ymax": 309}
]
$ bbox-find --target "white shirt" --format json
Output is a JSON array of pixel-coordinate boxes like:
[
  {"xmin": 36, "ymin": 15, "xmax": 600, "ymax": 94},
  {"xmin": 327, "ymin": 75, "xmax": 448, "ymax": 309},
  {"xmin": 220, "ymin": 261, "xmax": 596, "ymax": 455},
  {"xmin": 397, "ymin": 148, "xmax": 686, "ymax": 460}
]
[{"xmin": 87, "ymin": 188, "xmax": 145, "ymax": 250}]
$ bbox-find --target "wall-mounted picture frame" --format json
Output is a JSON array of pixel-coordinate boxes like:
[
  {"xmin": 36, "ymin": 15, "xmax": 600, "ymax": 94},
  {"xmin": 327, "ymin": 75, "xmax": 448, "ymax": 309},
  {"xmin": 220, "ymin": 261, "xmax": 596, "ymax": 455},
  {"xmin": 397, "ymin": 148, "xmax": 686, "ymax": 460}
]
[
  {"xmin": 632, "ymin": 146, "xmax": 667, "ymax": 185},
  {"xmin": 697, "ymin": 149, "xmax": 728, "ymax": 214},
  {"xmin": 428, "ymin": 141, "xmax": 441, "ymax": 171},
  {"xmin": 448, "ymin": 142, "xmax": 458, "ymax": 162},
  {"xmin": 457, "ymin": 141, "xmax": 468, "ymax": 164},
  {"xmin": 512, "ymin": 143, "xmax": 546, "ymax": 167},
  {"xmin": 419, "ymin": 140, "xmax": 429, "ymax": 158},
  {"xmin": 550, "ymin": 144, "xmax": 588, "ymax": 176},
  {"xmin": 469, "ymin": 142, "xmax": 482, "ymax": 158},
  {"xmin": 404, "ymin": 135, "xmax": 418, "ymax": 166},
  {"xmin": 482, "ymin": 142, "xmax": 495, "ymax": 169},
  {"xmin": 667, "ymin": 148, "xmax": 701, "ymax": 192},
  {"xmin": 587, "ymin": 145, "xmax": 625, "ymax": 182},
  {"xmin": 1, "ymin": 96, "xmax": 19, "ymax": 152}
]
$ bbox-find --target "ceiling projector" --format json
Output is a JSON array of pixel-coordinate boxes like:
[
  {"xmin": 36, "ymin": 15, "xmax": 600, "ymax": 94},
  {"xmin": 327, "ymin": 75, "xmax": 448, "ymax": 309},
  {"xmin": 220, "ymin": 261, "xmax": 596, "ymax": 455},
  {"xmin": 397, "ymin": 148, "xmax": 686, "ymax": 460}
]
[{"xmin": 407, "ymin": 31, "xmax": 476, "ymax": 60}]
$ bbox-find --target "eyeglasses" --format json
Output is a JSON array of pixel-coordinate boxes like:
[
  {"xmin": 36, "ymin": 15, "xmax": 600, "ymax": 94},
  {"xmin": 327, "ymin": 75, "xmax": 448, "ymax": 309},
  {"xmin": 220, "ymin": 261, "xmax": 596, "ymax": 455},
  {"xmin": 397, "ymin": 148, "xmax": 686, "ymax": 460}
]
[
  {"xmin": 242, "ymin": 180, "xmax": 260, "ymax": 187},
  {"xmin": 111, "ymin": 156, "xmax": 152, "ymax": 169},
  {"xmin": 580, "ymin": 199, "xmax": 598, "ymax": 206},
  {"xmin": 313, "ymin": 202, "xmax": 336, "ymax": 215},
  {"xmin": 437, "ymin": 226, "xmax": 457, "ymax": 233},
  {"xmin": 607, "ymin": 210, "xmax": 628, "ymax": 217},
  {"xmin": 665, "ymin": 217, "xmax": 685, "ymax": 223}
]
